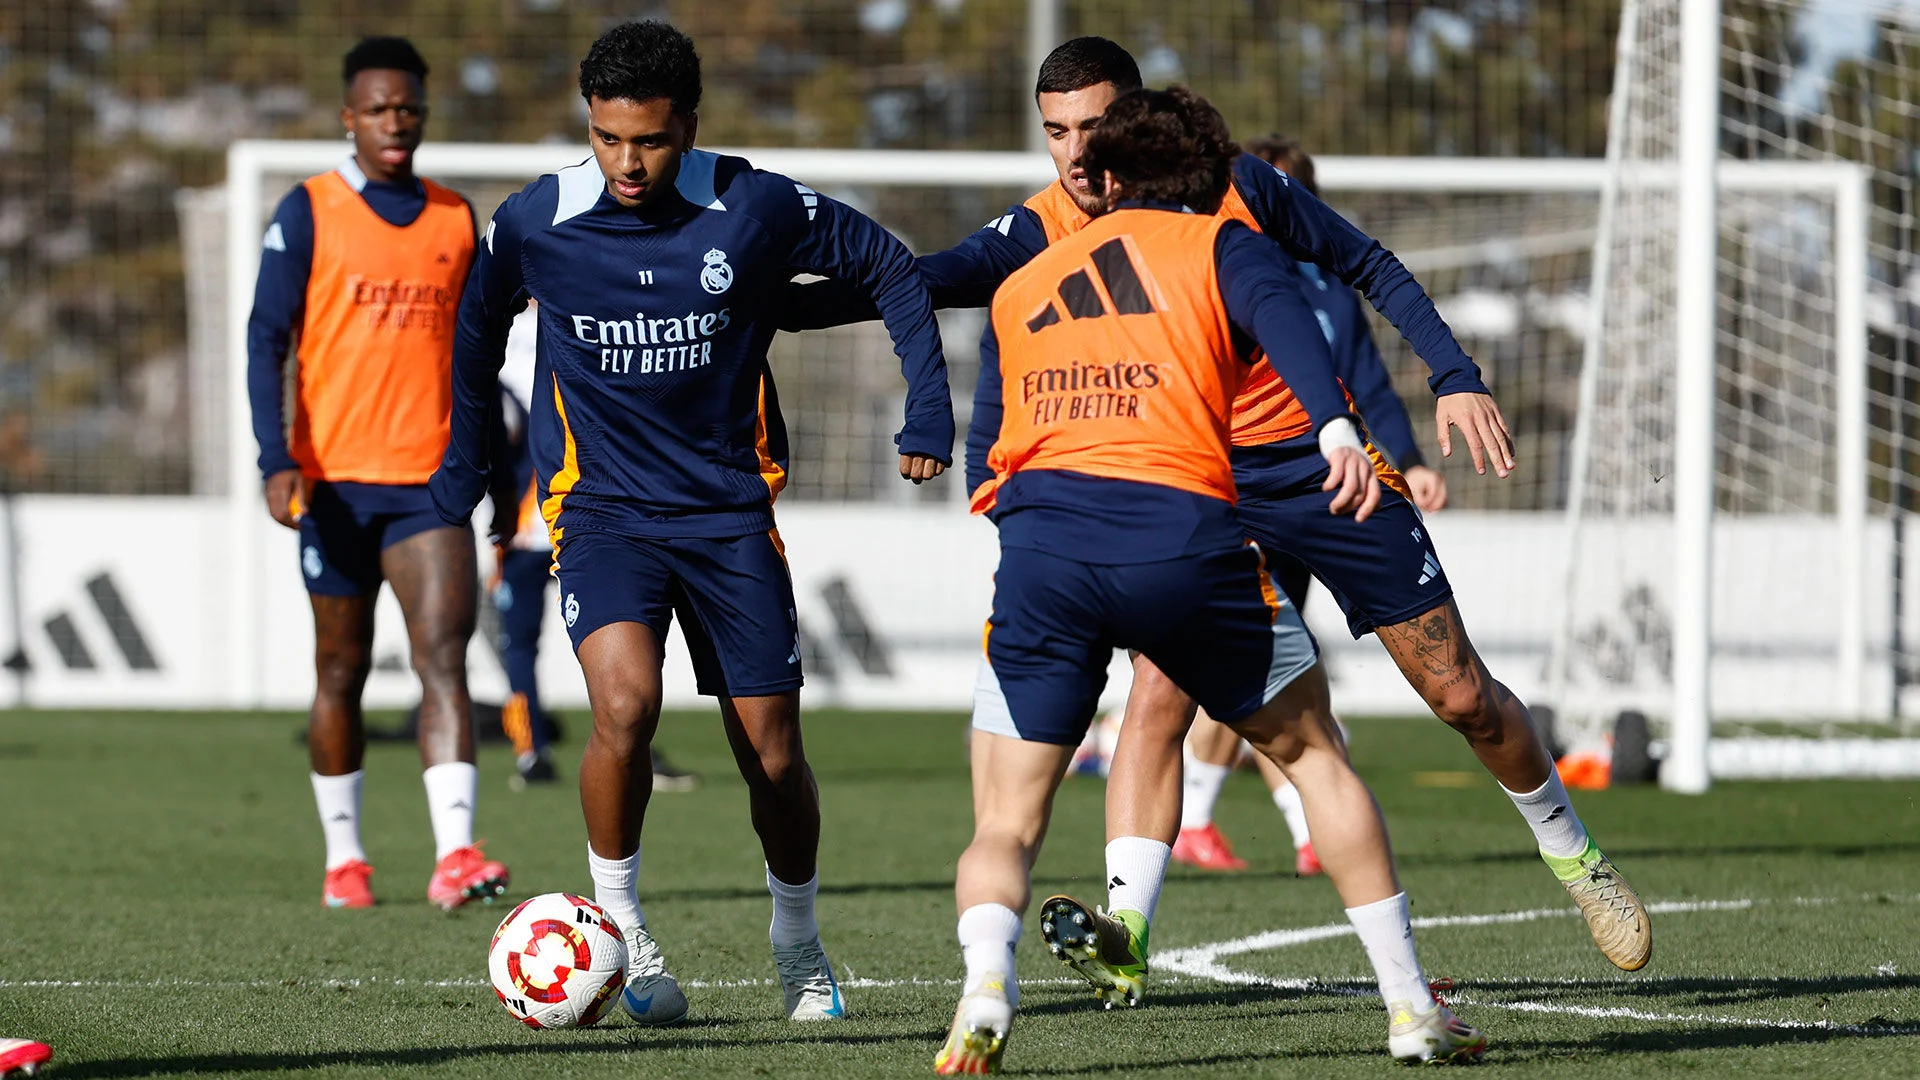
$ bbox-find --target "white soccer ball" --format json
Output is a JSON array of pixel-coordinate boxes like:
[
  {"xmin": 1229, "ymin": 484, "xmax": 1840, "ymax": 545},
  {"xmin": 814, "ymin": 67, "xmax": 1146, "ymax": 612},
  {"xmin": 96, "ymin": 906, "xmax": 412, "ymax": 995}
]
[{"xmin": 488, "ymin": 892, "xmax": 628, "ymax": 1029}]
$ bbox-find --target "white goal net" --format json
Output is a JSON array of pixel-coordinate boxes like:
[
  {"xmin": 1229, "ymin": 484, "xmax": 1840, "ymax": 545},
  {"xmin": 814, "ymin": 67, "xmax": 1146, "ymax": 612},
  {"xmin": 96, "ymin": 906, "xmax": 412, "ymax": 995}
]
[{"xmin": 1547, "ymin": 0, "xmax": 1920, "ymax": 784}]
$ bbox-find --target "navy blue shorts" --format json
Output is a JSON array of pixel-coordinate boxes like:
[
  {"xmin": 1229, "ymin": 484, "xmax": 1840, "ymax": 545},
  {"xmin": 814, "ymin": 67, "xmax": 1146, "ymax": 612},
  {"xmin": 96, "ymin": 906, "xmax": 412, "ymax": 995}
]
[
  {"xmin": 298, "ymin": 481, "xmax": 462, "ymax": 597},
  {"xmin": 973, "ymin": 543, "xmax": 1318, "ymax": 746},
  {"xmin": 552, "ymin": 529, "xmax": 801, "ymax": 699},
  {"xmin": 1237, "ymin": 474, "xmax": 1451, "ymax": 638}
]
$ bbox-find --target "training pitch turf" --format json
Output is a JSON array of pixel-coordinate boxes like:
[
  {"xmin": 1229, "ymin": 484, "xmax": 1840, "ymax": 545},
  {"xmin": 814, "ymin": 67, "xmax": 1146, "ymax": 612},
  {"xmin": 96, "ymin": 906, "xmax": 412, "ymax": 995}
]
[{"xmin": 2, "ymin": 708, "xmax": 1917, "ymax": 1077}]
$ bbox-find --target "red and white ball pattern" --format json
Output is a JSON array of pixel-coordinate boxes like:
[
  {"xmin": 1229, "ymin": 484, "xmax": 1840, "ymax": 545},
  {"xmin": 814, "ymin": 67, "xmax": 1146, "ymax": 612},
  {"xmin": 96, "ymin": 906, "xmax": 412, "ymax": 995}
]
[{"xmin": 488, "ymin": 892, "xmax": 628, "ymax": 1029}]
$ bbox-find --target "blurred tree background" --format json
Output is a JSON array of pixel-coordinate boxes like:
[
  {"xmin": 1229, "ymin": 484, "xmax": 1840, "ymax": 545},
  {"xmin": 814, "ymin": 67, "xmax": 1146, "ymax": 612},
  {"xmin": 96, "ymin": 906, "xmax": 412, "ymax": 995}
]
[{"xmin": 0, "ymin": 2, "xmax": 1910, "ymax": 502}]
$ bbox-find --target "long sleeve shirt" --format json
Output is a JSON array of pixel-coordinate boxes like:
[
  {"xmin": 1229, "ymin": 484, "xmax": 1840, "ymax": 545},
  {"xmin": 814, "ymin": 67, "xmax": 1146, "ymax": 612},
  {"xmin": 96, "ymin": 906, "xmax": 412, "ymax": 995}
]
[{"xmin": 428, "ymin": 150, "xmax": 952, "ymax": 541}]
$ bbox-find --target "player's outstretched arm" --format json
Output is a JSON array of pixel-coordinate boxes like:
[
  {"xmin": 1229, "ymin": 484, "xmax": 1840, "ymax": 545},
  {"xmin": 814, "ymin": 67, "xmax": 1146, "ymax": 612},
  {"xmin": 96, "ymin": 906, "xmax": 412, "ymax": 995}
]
[
  {"xmin": 246, "ymin": 187, "xmax": 315, "ymax": 529},
  {"xmin": 1235, "ymin": 157, "xmax": 1514, "ymax": 477},
  {"xmin": 1216, "ymin": 222, "xmax": 1379, "ymax": 521},
  {"xmin": 1323, "ymin": 285, "xmax": 1449, "ymax": 509},
  {"xmin": 777, "ymin": 204, "xmax": 1049, "ymax": 332},
  {"xmin": 430, "ymin": 196, "xmax": 530, "ymax": 525},
  {"xmin": 782, "ymin": 187, "xmax": 955, "ymax": 479}
]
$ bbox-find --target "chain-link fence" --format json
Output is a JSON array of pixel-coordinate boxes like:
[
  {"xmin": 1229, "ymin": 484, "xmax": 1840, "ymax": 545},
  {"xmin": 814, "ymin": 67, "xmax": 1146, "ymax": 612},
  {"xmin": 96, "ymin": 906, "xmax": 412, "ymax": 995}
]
[{"xmin": 12, "ymin": 1, "xmax": 1852, "ymax": 506}]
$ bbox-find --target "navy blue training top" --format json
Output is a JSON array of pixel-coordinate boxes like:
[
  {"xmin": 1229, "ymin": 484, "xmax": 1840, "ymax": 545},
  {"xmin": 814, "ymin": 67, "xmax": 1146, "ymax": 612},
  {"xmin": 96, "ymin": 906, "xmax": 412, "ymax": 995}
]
[
  {"xmin": 785, "ymin": 153, "xmax": 1485, "ymax": 407},
  {"xmin": 428, "ymin": 151, "xmax": 953, "ymax": 541},
  {"xmin": 967, "ymin": 210, "xmax": 1354, "ymax": 565}
]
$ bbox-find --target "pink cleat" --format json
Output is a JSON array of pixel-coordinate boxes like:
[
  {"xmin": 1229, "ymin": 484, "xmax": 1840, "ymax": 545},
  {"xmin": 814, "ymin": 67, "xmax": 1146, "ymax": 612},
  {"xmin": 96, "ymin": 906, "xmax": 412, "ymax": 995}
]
[
  {"xmin": 427, "ymin": 844, "xmax": 509, "ymax": 910},
  {"xmin": 1171, "ymin": 823, "xmax": 1249, "ymax": 872}
]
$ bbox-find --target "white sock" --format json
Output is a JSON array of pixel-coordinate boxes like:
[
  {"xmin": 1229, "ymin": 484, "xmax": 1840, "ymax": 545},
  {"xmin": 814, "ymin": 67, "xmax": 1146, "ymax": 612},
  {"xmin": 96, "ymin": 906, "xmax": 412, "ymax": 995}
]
[
  {"xmin": 588, "ymin": 844, "xmax": 645, "ymax": 937},
  {"xmin": 1104, "ymin": 837, "xmax": 1171, "ymax": 924},
  {"xmin": 956, "ymin": 902, "xmax": 1022, "ymax": 1005},
  {"xmin": 311, "ymin": 771, "xmax": 367, "ymax": 870},
  {"xmin": 767, "ymin": 866, "xmax": 820, "ymax": 947},
  {"xmin": 1180, "ymin": 758, "xmax": 1231, "ymax": 830},
  {"xmin": 1345, "ymin": 892, "xmax": 1430, "ymax": 1007},
  {"xmin": 1503, "ymin": 774, "xmax": 1590, "ymax": 858},
  {"xmin": 1271, "ymin": 782, "xmax": 1312, "ymax": 850},
  {"xmin": 421, "ymin": 762, "xmax": 477, "ymax": 860}
]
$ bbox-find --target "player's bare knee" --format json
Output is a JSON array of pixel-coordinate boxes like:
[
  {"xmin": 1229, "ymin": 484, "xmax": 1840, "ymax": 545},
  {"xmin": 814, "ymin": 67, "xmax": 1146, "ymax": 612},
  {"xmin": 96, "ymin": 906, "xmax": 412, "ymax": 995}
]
[
  {"xmin": 313, "ymin": 642, "xmax": 372, "ymax": 696},
  {"xmin": 589, "ymin": 686, "xmax": 660, "ymax": 753},
  {"xmin": 1424, "ymin": 670, "xmax": 1498, "ymax": 736}
]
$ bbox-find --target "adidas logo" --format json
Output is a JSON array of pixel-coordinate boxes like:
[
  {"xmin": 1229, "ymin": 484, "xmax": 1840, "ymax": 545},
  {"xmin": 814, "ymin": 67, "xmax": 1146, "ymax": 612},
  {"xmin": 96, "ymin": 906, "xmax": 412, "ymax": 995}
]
[
  {"xmin": 1108, "ymin": 875, "xmax": 1126, "ymax": 888},
  {"xmin": 328, "ymin": 813, "xmax": 352, "ymax": 823},
  {"xmin": 435, "ymin": 252, "xmax": 450, "ymax": 264},
  {"xmin": 1541, "ymin": 805, "xmax": 1567, "ymax": 824},
  {"xmin": 1417, "ymin": 553, "xmax": 1441, "ymax": 586},
  {"xmin": 450, "ymin": 799, "xmax": 471, "ymax": 811}
]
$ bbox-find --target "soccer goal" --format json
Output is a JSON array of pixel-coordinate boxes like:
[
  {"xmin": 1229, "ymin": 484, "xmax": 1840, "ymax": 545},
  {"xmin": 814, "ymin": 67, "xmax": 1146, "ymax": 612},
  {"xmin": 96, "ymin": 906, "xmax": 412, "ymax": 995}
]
[
  {"xmin": 1544, "ymin": 0, "xmax": 1920, "ymax": 788},
  {"xmin": 218, "ymin": 48, "xmax": 1912, "ymax": 778}
]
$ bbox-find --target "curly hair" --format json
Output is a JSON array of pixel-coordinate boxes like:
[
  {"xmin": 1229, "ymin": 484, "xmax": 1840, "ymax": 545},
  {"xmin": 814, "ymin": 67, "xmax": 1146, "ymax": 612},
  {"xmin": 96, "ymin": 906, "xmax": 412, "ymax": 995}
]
[
  {"xmin": 342, "ymin": 37, "xmax": 427, "ymax": 87},
  {"xmin": 1081, "ymin": 87, "xmax": 1240, "ymax": 214},
  {"xmin": 579, "ymin": 20, "xmax": 702, "ymax": 115}
]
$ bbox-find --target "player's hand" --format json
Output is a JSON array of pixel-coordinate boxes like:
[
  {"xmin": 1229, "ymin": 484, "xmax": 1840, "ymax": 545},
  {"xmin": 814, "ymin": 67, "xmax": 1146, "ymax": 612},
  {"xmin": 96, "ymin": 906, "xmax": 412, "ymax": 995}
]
[
  {"xmin": 264, "ymin": 469, "xmax": 308, "ymax": 530},
  {"xmin": 1434, "ymin": 392, "xmax": 1514, "ymax": 478},
  {"xmin": 1322, "ymin": 447, "xmax": 1381, "ymax": 522},
  {"xmin": 488, "ymin": 500, "xmax": 516, "ymax": 548},
  {"xmin": 1404, "ymin": 465, "xmax": 1449, "ymax": 512},
  {"xmin": 900, "ymin": 453, "xmax": 946, "ymax": 485}
]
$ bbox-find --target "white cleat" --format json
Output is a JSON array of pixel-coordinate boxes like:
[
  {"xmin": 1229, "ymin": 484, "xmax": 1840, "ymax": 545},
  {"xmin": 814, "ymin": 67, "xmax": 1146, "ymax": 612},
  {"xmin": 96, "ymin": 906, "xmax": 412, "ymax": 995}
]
[
  {"xmin": 1387, "ymin": 998, "xmax": 1487, "ymax": 1064},
  {"xmin": 619, "ymin": 923, "xmax": 690, "ymax": 1025},
  {"xmin": 773, "ymin": 937, "xmax": 849, "ymax": 1020}
]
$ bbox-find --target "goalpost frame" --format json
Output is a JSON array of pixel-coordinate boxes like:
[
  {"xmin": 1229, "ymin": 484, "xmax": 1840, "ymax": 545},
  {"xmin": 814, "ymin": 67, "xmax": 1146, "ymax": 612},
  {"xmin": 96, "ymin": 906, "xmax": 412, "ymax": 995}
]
[{"xmin": 222, "ymin": 142, "xmax": 1873, "ymax": 729}]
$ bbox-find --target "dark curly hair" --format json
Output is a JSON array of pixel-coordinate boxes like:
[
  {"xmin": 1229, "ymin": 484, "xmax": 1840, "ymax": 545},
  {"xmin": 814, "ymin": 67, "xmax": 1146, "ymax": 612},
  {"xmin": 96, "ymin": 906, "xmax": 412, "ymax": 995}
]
[
  {"xmin": 342, "ymin": 37, "xmax": 428, "ymax": 87},
  {"xmin": 1081, "ymin": 87, "xmax": 1240, "ymax": 214},
  {"xmin": 1035, "ymin": 36, "xmax": 1142, "ymax": 97},
  {"xmin": 578, "ymin": 20, "xmax": 702, "ymax": 115},
  {"xmin": 1244, "ymin": 133, "xmax": 1316, "ymax": 196}
]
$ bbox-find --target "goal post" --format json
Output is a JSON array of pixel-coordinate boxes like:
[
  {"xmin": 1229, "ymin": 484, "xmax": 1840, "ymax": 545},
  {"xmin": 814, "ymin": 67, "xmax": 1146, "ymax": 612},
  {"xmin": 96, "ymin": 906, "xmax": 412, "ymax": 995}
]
[{"xmin": 219, "ymin": 142, "xmax": 1881, "ymax": 768}]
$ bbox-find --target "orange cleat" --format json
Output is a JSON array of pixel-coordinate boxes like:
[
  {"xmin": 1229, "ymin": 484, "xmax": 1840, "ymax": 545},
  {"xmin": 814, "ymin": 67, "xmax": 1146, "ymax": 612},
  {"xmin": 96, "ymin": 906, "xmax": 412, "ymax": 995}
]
[
  {"xmin": 427, "ymin": 844, "xmax": 509, "ymax": 910},
  {"xmin": 1171, "ymin": 823, "xmax": 1248, "ymax": 872},
  {"xmin": 322, "ymin": 859, "xmax": 376, "ymax": 909},
  {"xmin": 0, "ymin": 1039, "xmax": 52, "ymax": 1078},
  {"xmin": 1294, "ymin": 841, "xmax": 1323, "ymax": 877}
]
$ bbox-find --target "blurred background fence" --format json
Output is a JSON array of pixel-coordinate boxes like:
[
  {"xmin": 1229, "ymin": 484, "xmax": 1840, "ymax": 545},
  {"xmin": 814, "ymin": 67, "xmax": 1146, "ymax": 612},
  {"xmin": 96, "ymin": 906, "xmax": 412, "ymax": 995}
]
[{"xmin": 1, "ymin": 2, "xmax": 1914, "ymax": 513}]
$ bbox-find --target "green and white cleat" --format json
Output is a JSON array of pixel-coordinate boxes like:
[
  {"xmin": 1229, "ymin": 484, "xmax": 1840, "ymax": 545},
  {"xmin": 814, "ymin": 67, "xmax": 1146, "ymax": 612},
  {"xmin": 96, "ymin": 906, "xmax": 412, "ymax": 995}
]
[
  {"xmin": 1037, "ymin": 895, "xmax": 1147, "ymax": 1008},
  {"xmin": 933, "ymin": 979, "xmax": 1013, "ymax": 1075},
  {"xmin": 619, "ymin": 923, "xmax": 690, "ymax": 1025},
  {"xmin": 1387, "ymin": 998, "xmax": 1487, "ymax": 1064},
  {"xmin": 1543, "ymin": 838, "xmax": 1651, "ymax": 971}
]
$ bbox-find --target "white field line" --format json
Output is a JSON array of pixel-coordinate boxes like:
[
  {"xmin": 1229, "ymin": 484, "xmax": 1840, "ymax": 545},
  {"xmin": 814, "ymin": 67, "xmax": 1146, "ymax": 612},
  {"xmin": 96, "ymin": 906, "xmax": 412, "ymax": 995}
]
[
  {"xmin": 6, "ymin": 894, "xmax": 1917, "ymax": 1036},
  {"xmin": 1154, "ymin": 892, "xmax": 1920, "ymax": 1036}
]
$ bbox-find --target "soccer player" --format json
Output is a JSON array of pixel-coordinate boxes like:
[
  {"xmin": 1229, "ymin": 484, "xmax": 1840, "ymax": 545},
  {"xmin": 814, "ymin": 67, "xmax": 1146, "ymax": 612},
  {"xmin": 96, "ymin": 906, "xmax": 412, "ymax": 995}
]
[
  {"xmin": 1173, "ymin": 134, "xmax": 1445, "ymax": 877},
  {"xmin": 937, "ymin": 87, "xmax": 1483, "ymax": 1073},
  {"xmin": 0, "ymin": 1039, "xmax": 51, "ymax": 1078},
  {"xmin": 491, "ymin": 377, "xmax": 700, "ymax": 794},
  {"xmin": 799, "ymin": 36, "xmax": 1650, "ymax": 978},
  {"xmin": 247, "ymin": 36, "xmax": 508, "ymax": 912},
  {"xmin": 428, "ymin": 22, "xmax": 952, "ymax": 1026}
]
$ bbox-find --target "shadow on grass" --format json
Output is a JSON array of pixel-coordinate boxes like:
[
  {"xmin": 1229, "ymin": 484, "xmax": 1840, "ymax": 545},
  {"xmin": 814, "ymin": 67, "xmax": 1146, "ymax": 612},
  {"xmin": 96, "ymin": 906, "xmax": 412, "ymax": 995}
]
[
  {"xmin": 1394, "ymin": 838, "xmax": 1920, "ymax": 869},
  {"xmin": 1467, "ymin": 972, "xmax": 1920, "ymax": 1007},
  {"xmin": 46, "ymin": 1022, "xmax": 942, "ymax": 1079}
]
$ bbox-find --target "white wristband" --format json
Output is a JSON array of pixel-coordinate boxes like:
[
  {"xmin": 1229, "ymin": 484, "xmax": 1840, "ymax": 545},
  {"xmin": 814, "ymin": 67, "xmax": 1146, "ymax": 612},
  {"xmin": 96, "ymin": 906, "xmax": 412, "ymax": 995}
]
[{"xmin": 1317, "ymin": 416, "xmax": 1365, "ymax": 462}]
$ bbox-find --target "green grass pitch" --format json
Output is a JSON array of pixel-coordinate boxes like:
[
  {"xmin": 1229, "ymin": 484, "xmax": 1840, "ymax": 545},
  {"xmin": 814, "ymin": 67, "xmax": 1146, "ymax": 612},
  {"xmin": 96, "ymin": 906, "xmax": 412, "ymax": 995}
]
[{"xmin": 2, "ymin": 708, "xmax": 1917, "ymax": 1077}]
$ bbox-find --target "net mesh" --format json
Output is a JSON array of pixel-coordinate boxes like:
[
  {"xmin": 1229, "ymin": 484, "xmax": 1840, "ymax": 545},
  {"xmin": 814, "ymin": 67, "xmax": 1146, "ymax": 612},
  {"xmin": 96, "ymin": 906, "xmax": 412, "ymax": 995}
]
[
  {"xmin": 1555, "ymin": 0, "xmax": 1920, "ymax": 732},
  {"xmin": 4, "ymin": 1, "xmax": 1626, "ymax": 495}
]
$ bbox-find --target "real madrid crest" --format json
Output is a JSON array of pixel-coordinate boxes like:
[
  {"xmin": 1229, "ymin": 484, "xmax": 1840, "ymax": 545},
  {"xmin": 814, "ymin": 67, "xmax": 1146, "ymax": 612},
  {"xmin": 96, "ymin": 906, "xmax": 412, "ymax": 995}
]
[{"xmin": 700, "ymin": 248, "xmax": 734, "ymax": 295}]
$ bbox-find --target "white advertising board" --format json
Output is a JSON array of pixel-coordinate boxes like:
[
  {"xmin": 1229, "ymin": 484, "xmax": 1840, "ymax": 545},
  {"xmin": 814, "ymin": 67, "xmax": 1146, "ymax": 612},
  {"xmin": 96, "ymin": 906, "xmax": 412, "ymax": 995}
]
[{"xmin": 0, "ymin": 496, "xmax": 1904, "ymax": 721}]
